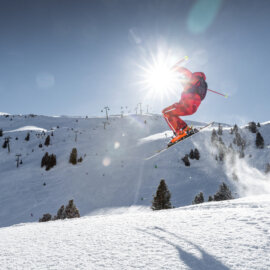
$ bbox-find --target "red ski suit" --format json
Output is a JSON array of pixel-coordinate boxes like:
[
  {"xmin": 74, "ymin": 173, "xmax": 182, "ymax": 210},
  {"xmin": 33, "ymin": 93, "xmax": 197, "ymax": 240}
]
[{"xmin": 162, "ymin": 67, "xmax": 206, "ymax": 135}]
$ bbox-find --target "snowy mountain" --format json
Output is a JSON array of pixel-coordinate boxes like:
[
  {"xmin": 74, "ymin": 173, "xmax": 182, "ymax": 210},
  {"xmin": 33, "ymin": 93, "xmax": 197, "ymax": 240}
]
[{"xmin": 1, "ymin": 114, "xmax": 270, "ymax": 228}]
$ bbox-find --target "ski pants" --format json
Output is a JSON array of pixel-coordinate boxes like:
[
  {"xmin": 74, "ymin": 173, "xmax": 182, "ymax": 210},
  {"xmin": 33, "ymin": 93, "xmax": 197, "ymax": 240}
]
[{"xmin": 162, "ymin": 93, "xmax": 201, "ymax": 135}]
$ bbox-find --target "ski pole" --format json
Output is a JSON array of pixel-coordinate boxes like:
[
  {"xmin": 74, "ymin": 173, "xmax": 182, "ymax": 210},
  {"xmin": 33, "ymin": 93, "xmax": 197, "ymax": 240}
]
[
  {"xmin": 207, "ymin": 89, "xmax": 228, "ymax": 98},
  {"xmin": 171, "ymin": 56, "xmax": 189, "ymax": 70}
]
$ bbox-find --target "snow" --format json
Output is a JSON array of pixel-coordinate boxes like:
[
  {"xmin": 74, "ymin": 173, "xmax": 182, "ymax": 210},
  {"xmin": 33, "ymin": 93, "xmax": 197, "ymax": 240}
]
[
  {"xmin": 0, "ymin": 114, "xmax": 270, "ymax": 229},
  {"xmin": 5, "ymin": 125, "xmax": 47, "ymax": 133},
  {"xmin": 0, "ymin": 195, "xmax": 269, "ymax": 269},
  {"xmin": 1, "ymin": 114, "xmax": 270, "ymax": 269}
]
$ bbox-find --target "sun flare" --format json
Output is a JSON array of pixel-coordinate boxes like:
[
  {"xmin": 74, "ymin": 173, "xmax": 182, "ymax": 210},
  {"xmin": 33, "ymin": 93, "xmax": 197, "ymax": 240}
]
[{"xmin": 137, "ymin": 51, "xmax": 182, "ymax": 101}]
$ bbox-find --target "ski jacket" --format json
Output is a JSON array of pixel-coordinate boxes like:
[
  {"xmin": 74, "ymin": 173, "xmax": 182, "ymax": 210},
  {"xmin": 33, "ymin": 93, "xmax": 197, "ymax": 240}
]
[{"xmin": 176, "ymin": 67, "xmax": 208, "ymax": 101}]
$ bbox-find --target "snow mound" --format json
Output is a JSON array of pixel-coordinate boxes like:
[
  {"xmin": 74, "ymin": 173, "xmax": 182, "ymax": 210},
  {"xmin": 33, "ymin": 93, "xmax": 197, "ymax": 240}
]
[
  {"xmin": 0, "ymin": 195, "xmax": 269, "ymax": 270},
  {"xmin": 5, "ymin": 126, "xmax": 47, "ymax": 133}
]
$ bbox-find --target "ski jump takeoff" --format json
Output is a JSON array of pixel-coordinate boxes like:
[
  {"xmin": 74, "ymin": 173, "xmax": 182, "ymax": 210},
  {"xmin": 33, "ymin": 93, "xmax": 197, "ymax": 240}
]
[{"xmin": 162, "ymin": 62, "xmax": 208, "ymax": 146}]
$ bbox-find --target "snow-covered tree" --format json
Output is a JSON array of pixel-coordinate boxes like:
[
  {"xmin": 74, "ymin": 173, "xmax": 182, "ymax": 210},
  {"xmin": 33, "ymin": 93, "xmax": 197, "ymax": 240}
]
[
  {"xmin": 64, "ymin": 200, "xmax": 80, "ymax": 218},
  {"xmin": 217, "ymin": 124, "xmax": 223, "ymax": 135},
  {"xmin": 192, "ymin": 192, "xmax": 204, "ymax": 204},
  {"xmin": 39, "ymin": 213, "xmax": 52, "ymax": 222},
  {"xmin": 152, "ymin": 179, "xmax": 172, "ymax": 210},
  {"xmin": 256, "ymin": 132, "xmax": 264, "ymax": 149},
  {"xmin": 248, "ymin": 122, "xmax": 257, "ymax": 133},
  {"xmin": 232, "ymin": 124, "xmax": 238, "ymax": 133},
  {"xmin": 211, "ymin": 129, "xmax": 218, "ymax": 143},
  {"xmin": 265, "ymin": 163, "xmax": 270, "ymax": 174},
  {"xmin": 213, "ymin": 183, "xmax": 233, "ymax": 201}
]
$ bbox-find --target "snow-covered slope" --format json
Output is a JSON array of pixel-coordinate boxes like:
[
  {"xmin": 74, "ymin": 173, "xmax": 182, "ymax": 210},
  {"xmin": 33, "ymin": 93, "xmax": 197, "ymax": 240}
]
[
  {"xmin": 0, "ymin": 195, "xmax": 269, "ymax": 270},
  {"xmin": 0, "ymin": 114, "xmax": 270, "ymax": 228}
]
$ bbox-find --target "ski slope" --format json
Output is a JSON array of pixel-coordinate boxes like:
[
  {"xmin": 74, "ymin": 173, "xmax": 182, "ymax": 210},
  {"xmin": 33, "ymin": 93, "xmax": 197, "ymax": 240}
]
[
  {"xmin": 0, "ymin": 195, "xmax": 269, "ymax": 269},
  {"xmin": 0, "ymin": 114, "xmax": 270, "ymax": 228}
]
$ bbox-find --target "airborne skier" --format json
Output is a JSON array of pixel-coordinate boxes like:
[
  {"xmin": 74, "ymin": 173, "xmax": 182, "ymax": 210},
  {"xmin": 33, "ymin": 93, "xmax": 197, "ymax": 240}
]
[{"xmin": 162, "ymin": 62, "xmax": 208, "ymax": 145}]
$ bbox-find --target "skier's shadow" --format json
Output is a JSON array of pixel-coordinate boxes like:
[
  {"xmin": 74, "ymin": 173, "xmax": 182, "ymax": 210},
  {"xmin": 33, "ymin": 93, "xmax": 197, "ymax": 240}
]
[{"xmin": 137, "ymin": 226, "xmax": 229, "ymax": 270}]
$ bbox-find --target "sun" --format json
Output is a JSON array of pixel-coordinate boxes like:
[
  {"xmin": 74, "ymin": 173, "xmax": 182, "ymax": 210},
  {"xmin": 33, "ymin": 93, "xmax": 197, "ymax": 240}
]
[{"xmin": 137, "ymin": 51, "xmax": 182, "ymax": 101}]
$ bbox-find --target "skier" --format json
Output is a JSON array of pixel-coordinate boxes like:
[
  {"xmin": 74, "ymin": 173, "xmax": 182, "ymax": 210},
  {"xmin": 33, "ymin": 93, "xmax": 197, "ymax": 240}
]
[{"xmin": 162, "ymin": 65, "xmax": 208, "ymax": 144}]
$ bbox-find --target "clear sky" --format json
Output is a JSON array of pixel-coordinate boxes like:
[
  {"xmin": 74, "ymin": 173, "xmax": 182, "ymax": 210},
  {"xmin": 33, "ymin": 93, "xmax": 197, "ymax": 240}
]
[{"xmin": 0, "ymin": 0, "xmax": 270, "ymax": 124}]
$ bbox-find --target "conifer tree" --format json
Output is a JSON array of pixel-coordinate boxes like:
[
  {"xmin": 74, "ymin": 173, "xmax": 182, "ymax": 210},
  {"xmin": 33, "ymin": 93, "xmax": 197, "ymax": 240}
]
[
  {"xmin": 41, "ymin": 152, "xmax": 56, "ymax": 170},
  {"xmin": 208, "ymin": 196, "xmax": 213, "ymax": 202},
  {"xmin": 256, "ymin": 132, "xmax": 264, "ymax": 149},
  {"xmin": 0, "ymin": 129, "xmax": 3, "ymax": 137},
  {"xmin": 232, "ymin": 124, "xmax": 238, "ymax": 133},
  {"xmin": 54, "ymin": 205, "xmax": 65, "ymax": 220},
  {"xmin": 44, "ymin": 135, "xmax": 50, "ymax": 146},
  {"xmin": 151, "ymin": 179, "xmax": 172, "ymax": 210},
  {"xmin": 69, "ymin": 148, "xmax": 78, "ymax": 165},
  {"xmin": 211, "ymin": 129, "xmax": 218, "ymax": 143},
  {"xmin": 217, "ymin": 124, "xmax": 223, "ymax": 135},
  {"xmin": 182, "ymin": 155, "xmax": 190, "ymax": 166},
  {"xmin": 192, "ymin": 192, "xmax": 204, "ymax": 204},
  {"xmin": 265, "ymin": 163, "xmax": 270, "ymax": 174},
  {"xmin": 25, "ymin": 132, "xmax": 30, "ymax": 141},
  {"xmin": 64, "ymin": 200, "xmax": 80, "ymax": 218},
  {"xmin": 213, "ymin": 183, "xmax": 233, "ymax": 201},
  {"xmin": 248, "ymin": 122, "xmax": 257, "ymax": 133},
  {"xmin": 39, "ymin": 213, "xmax": 52, "ymax": 222},
  {"xmin": 194, "ymin": 148, "xmax": 200, "ymax": 160},
  {"xmin": 189, "ymin": 149, "xmax": 195, "ymax": 159}
]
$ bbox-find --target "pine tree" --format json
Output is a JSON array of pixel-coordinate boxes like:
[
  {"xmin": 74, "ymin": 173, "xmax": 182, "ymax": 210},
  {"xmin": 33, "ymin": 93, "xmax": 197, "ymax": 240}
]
[
  {"xmin": 69, "ymin": 148, "xmax": 78, "ymax": 165},
  {"xmin": 265, "ymin": 163, "xmax": 270, "ymax": 174},
  {"xmin": 64, "ymin": 200, "xmax": 80, "ymax": 218},
  {"xmin": 39, "ymin": 213, "xmax": 52, "ymax": 222},
  {"xmin": 239, "ymin": 146, "xmax": 245, "ymax": 159},
  {"xmin": 255, "ymin": 132, "xmax": 264, "ymax": 149},
  {"xmin": 213, "ymin": 183, "xmax": 233, "ymax": 201},
  {"xmin": 232, "ymin": 124, "xmax": 238, "ymax": 133},
  {"xmin": 248, "ymin": 122, "xmax": 257, "ymax": 133},
  {"xmin": 0, "ymin": 129, "xmax": 3, "ymax": 137},
  {"xmin": 182, "ymin": 155, "xmax": 190, "ymax": 166},
  {"xmin": 44, "ymin": 135, "xmax": 50, "ymax": 146},
  {"xmin": 208, "ymin": 196, "xmax": 213, "ymax": 202},
  {"xmin": 189, "ymin": 149, "xmax": 195, "ymax": 159},
  {"xmin": 151, "ymin": 179, "xmax": 172, "ymax": 210},
  {"xmin": 41, "ymin": 152, "xmax": 56, "ymax": 170},
  {"xmin": 192, "ymin": 192, "xmax": 204, "ymax": 204},
  {"xmin": 257, "ymin": 122, "xmax": 261, "ymax": 127},
  {"xmin": 211, "ymin": 129, "xmax": 218, "ymax": 143},
  {"xmin": 54, "ymin": 205, "xmax": 65, "ymax": 220},
  {"xmin": 25, "ymin": 132, "xmax": 30, "ymax": 141},
  {"xmin": 41, "ymin": 152, "xmax": 49, "ymax": 168},
  {"xmin": 194, "ymin": 148, "xmax": 200, "ymax": 160},
  {"xmin": 217, "ymin": 124, "xmax": 223, "ymax": 135}
]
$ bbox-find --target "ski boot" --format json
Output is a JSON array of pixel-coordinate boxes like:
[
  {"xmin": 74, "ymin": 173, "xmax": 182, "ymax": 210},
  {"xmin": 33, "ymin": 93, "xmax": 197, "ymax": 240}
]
[{"xmin": 168, "ymin": 125, "xmax": 193, "ymax": 147}]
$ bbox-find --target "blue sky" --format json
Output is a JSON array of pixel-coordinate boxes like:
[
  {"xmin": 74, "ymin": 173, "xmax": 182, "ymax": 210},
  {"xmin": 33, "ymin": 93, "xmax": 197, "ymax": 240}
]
[{"xmin": 0, "ymin": 0, "xmax": 270, "ymax": 124}]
